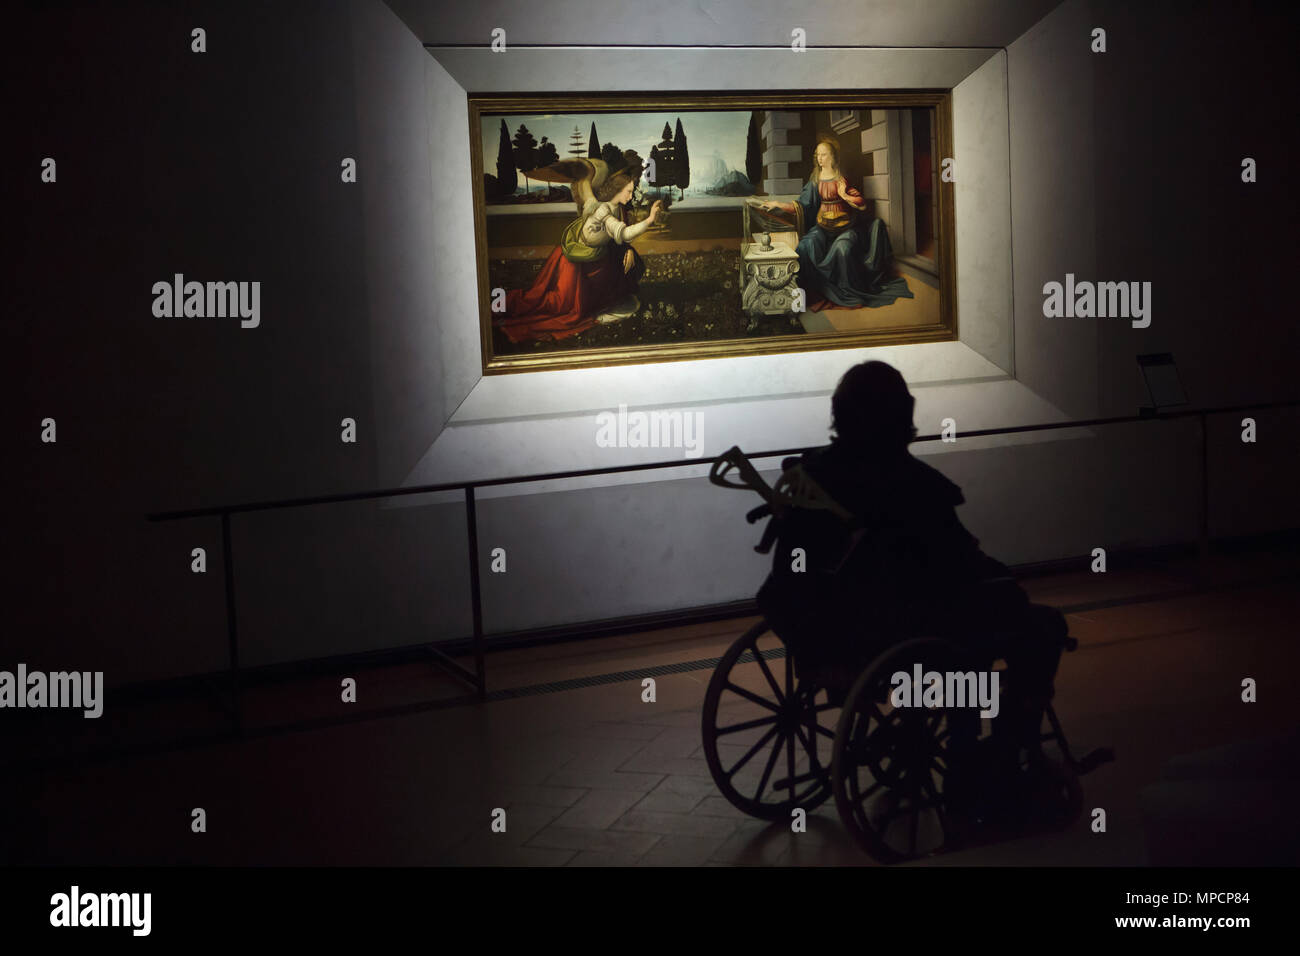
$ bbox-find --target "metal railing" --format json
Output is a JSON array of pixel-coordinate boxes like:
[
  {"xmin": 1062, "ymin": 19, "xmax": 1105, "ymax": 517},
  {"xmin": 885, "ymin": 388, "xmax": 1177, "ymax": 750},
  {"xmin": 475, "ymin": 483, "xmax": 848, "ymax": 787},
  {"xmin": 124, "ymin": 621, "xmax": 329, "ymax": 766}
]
[{"xmin": 147, "ymin": 399, "xmax": 1299, "ymax": 730}]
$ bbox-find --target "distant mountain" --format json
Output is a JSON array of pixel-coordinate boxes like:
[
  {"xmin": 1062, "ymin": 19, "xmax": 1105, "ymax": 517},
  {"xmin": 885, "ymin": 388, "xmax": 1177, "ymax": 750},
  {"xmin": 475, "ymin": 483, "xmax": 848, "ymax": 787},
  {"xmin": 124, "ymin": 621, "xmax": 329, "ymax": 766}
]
[
  {"xmin": 705, "ymin": 169, "xmax": 754, "ymax": 196},
  {"xmin": 699, "ymin": 152, "xmax": 729, "ymax": 187}
]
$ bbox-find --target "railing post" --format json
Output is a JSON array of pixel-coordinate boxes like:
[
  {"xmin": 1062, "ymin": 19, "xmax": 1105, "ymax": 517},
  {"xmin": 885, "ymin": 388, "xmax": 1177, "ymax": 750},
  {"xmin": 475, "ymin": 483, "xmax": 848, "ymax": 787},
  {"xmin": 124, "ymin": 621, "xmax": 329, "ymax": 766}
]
[
  {"xmin": 220, "ymin": 511, "xmax": 244, "ymax": 734},
  {"xmin": 1199, "ymin": 410, "xmax": 1211, "ymax": 566},
  {"xmin": 465, "ymin": 487, "xmax": 486, "ymax": 700}
]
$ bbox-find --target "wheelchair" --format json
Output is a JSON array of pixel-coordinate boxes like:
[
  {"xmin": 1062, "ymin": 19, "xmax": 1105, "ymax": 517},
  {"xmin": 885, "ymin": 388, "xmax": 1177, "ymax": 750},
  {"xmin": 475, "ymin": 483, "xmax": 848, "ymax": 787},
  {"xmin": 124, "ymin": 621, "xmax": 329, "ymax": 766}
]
[{"xmin": 703, "ymin": 446, "xmax": 1114, "ymax": 863}]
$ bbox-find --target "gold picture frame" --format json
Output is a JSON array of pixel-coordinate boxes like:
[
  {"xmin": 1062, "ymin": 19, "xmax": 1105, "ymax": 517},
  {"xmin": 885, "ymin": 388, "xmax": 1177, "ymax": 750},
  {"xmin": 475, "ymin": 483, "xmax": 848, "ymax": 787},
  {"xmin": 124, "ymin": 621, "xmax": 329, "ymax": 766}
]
[{"xmin": 470, "ymin": 91, "xmax": 957, "ymax": 374}]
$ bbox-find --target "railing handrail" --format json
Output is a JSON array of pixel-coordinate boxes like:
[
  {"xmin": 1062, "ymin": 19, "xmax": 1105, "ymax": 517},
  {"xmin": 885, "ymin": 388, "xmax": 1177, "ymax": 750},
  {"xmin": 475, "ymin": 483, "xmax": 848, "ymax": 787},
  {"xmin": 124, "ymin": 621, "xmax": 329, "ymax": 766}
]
[
  {"xmin": 139, "ymin": 393, "xmax": 1300, "ymax": 719},
  {"xmin": 146, "ymin": 398, "xmax": 1299, "ymax": 522}
]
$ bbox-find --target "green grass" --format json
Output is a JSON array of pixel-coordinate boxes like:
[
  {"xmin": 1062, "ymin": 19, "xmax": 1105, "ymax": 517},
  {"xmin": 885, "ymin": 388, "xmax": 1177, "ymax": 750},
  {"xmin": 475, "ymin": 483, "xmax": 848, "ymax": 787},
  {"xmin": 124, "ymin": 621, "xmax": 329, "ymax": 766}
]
[{"xmin": 490, "ymin": 247, "xmax": 803, "ymax": 356}]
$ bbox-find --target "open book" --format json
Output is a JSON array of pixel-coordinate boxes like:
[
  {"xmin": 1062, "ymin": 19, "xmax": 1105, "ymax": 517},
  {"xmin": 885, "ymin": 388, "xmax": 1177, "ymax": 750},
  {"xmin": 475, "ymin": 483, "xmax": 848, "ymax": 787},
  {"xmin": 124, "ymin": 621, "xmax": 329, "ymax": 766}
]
[{"xmin": 744, "ymin": 200, "xmax": 799, "ymax": 249}]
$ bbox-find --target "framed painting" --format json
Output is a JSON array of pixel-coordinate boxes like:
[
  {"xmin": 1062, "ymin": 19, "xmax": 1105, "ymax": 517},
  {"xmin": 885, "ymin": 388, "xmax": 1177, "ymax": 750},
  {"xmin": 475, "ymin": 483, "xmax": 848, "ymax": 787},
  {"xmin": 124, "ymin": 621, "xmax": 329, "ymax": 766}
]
[{"xmin": 469, "ymin": 92, "xmax": 956, "ymax": 374}]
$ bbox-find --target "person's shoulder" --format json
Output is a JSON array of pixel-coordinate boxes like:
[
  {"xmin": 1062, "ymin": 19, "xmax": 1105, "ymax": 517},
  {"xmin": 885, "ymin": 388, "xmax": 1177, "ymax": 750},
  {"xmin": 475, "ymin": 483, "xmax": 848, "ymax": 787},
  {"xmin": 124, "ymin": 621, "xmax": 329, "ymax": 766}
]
[
  {"xmin": 902, "ymin": 455, "xmax": 965, "ymax": 506},
  {"xmin": 796, "ymin": 443, "xmax": 837, "ymax": 472},
  {"xmin": 797, "ymin": 443, "xmax": 863, "ymax": 500}
]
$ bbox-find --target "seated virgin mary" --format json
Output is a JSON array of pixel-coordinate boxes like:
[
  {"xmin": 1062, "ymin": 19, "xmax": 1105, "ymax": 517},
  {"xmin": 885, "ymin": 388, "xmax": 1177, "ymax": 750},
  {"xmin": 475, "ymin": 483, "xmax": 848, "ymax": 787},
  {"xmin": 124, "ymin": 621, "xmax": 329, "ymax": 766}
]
[{"xmin": 749, "ymin": 137, "xmax": 913, "ymax": 310}]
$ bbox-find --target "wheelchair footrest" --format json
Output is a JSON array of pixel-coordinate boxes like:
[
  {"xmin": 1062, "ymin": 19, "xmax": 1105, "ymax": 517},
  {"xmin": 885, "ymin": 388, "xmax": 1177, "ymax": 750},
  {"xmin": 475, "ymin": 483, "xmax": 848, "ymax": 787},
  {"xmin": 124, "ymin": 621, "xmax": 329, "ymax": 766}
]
[{"xmin": 1073, "ymin": 747, "xmax": 1116, "ymax": 775}]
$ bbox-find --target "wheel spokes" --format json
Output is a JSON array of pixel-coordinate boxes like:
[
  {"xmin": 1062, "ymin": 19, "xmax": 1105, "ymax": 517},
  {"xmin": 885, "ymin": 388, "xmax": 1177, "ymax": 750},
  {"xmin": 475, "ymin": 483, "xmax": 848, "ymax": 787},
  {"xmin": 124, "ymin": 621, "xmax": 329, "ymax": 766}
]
[
  {"xmin": 723, "ymin": 681, "xmax": 781, "ymax": 713},
  {"xmin": 754, "ymin": 729, "xmax": 789, "ymax": 801},
  {"xmin": 791, "ymin": 720, "xmax": 823, "ymax": 769},
  {"xmin": 754, "ymin": 652, "xmax": 787, "ymax": 706},
  {"xmin": 773, "ymin": 767, "xmax": 824, "ymax": 792},
  {"xmin": 867, "ymin": 702, "xmax": 903, "ymax": 739},
  {"xmin": 853, "ymin": 777, "xmax": 885, "ymax": 808},
  {"xmin": 785, "ymin": 711, "xmax": 797, "ymax": 800},
  {"xmin": 725, "ymin": 724, "xmax": 780, "ymax": 779},
  {"xmin": 716, "ymin": 713, "xmax": 781, "ymax": 736}
]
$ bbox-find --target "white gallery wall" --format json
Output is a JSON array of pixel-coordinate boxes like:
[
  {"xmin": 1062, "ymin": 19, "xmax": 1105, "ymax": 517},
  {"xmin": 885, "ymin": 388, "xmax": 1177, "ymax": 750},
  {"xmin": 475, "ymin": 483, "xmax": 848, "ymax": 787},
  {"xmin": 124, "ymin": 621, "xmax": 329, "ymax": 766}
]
[{"xmin": 15, "ymin": 0, "xmax": 1291, "ymax": 688}]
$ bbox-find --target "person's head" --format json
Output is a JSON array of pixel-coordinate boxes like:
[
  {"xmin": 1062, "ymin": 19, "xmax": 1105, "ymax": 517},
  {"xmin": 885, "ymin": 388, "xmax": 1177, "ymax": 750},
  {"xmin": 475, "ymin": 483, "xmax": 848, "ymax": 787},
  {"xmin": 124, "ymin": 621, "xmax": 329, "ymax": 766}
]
[
  {"xmin": 830, "ymin": 361, "xmax": 917, "ymax": 452},
  {"xmin": 596, "ymin": 170, "xmax": 637, "ymax": 205},
  {"xmin": 809, "ymin": 138, "xmax": 840, "ymax": 181}
]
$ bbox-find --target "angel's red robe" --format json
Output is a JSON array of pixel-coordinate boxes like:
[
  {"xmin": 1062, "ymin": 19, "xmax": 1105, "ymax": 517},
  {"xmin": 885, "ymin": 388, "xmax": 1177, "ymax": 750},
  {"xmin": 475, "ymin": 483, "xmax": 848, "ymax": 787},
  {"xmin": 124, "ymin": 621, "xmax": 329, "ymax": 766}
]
[{"xmin": 495, "ymin": 206, "xmax": 641, "ymax": 344}]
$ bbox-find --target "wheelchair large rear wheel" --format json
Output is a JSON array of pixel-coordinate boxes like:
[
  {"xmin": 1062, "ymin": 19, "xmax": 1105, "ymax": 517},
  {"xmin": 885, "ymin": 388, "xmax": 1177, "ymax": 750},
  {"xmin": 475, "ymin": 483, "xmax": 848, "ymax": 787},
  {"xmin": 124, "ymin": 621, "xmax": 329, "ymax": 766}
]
[
  {"xmin": 831, "ymin": 637, "xmax": 980, "ymax": 863},
  {"xmin": 702, "ymin": 621, "xmax": 839, "ymax": 821}
]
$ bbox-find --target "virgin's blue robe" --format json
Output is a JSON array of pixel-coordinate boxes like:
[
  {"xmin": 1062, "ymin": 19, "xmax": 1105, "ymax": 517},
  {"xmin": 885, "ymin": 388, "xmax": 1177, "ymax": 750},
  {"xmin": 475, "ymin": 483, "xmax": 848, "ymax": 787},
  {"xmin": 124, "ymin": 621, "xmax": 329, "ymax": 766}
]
[{"xmin": 791, "ymin": 180, "xmax": 913, "ymax": 308}]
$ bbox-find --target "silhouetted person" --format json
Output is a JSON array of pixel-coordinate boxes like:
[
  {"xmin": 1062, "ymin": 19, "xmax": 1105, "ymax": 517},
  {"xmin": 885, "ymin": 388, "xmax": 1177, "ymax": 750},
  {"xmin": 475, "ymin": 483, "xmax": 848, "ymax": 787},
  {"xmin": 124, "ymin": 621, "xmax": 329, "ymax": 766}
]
[{"xmin": 758, "ymin": 360, "xmax": 1068, "ymax": 795}]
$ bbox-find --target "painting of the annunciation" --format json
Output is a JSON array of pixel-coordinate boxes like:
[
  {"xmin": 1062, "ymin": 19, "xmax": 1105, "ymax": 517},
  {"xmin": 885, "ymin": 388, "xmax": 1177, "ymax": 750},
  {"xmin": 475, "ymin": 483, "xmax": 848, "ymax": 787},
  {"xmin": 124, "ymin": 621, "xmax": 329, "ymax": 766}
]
[{"xmin": 469, "ymin": 93, "xmax": 957, "ymax": 373}]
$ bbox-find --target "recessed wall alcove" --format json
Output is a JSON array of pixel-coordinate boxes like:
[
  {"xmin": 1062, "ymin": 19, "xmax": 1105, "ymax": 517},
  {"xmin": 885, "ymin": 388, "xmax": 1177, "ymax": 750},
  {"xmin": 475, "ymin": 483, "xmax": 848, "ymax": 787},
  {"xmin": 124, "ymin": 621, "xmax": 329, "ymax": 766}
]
[
  {"xmin": 351, "ymin": 5, "xmax": 1104, "ymax": 636},
  {"xmin": 385, "ymin": 28, "xmax": 1098, "ymax": 504}
]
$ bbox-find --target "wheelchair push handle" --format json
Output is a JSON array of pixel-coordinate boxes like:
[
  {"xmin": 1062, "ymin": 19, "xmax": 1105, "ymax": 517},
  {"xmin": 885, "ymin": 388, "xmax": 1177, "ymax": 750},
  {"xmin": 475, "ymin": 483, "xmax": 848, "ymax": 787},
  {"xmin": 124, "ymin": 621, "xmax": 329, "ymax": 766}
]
[
  {"xmin": 707, "ymin": 445, "xmax": 752, "ymax": 490},
  {"xmin": 709, "ymin": 446, "xmax": 780, "ymax": 506}
]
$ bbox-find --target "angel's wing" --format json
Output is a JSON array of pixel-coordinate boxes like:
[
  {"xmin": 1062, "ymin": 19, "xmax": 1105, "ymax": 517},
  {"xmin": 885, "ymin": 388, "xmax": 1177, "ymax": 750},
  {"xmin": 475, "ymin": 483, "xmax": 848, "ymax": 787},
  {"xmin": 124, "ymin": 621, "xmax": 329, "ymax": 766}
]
[{"xmin": 528, "ymin": 157, "xmax": 609, "ymax": 212}]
